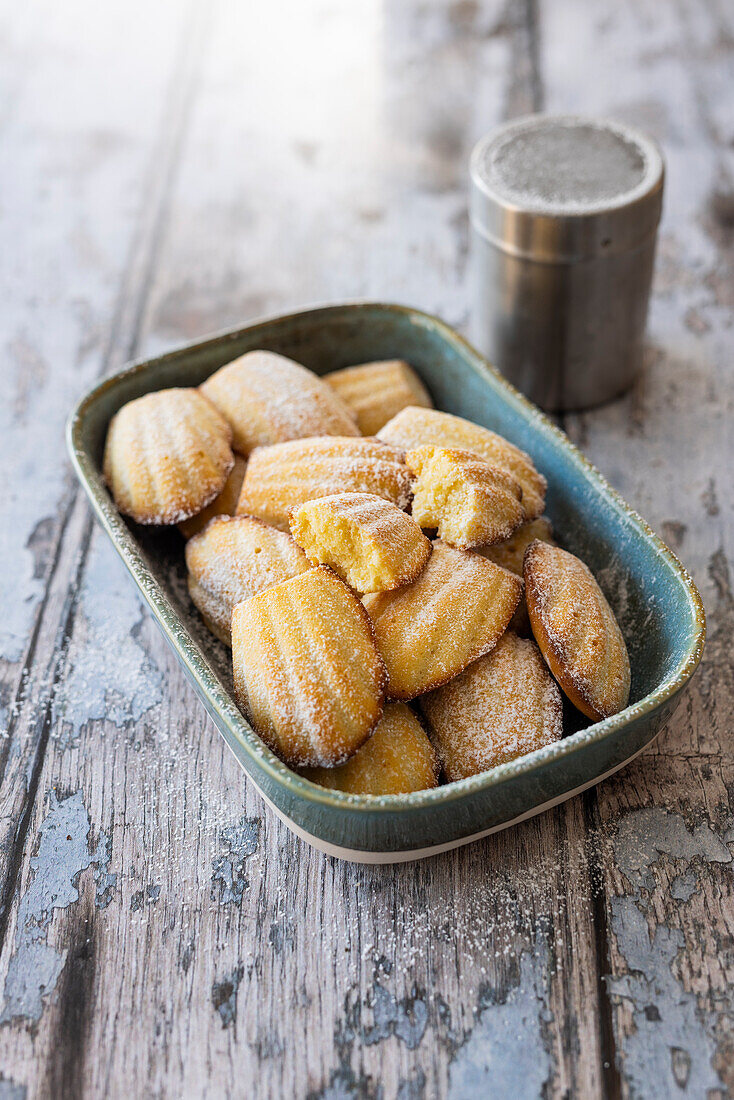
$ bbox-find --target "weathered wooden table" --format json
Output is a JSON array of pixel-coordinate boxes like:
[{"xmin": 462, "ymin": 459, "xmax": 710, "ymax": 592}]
[{"xmin": 0, "ymin": 1, "xmax": 732, "ymax": 1096}]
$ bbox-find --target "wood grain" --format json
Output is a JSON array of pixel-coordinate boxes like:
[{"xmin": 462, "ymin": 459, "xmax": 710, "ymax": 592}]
[
  {"xmin": 543, "ymin": 0, "xmax": 734, "ymax": 1093},
  {"xmin": 0, "ymin": 0, "xmax": 202, "ymax": 924},
  {"xmin": 0, "ymin": 0, "xmax": 731, "ymax": 1097}
]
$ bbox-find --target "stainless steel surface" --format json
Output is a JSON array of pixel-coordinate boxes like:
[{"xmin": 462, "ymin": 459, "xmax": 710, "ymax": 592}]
[{"xmin": 470, "ymin": 115, "xmax": 665, "ymax": 410}]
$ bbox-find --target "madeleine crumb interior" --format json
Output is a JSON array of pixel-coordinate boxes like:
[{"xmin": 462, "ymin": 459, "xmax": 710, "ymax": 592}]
[{"xmin": 289, "ymin": 492, "xmax": 431, "ymax": 593}]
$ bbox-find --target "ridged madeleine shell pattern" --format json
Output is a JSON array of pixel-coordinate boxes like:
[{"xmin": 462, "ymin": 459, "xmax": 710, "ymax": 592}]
[
  {"xmin": 377, "ymin": 406, "xmax": 546, "ymax": 520},
  {"xmin": 186, "ymin": 515, "xmax": 310, "ymax": 646},
  {"xmin": 524, "ymin": 540, "xmax": 631, "ymax": 722},
  {"xmin": 301, "ymin": 702, "xmax": 439, "ymax": 796},
  {"xmin": 421, "ymin": 632, "xmax": 563, "ymax": 782},
  {"xmin": 325, "ymin": 359, "xmax": 433, "ymax": 436},
  {"xmin": 479, "ymin": 516, "xmax": 555, "ymax": 634},
  {"xmin": 237, "ymin": 436, "xmax": 413, "ymax": 532},
  {"xmin": 289, "ymin": 492, "xmax": 431, "ymax": 593},
  {"xmin": 406, "ymin": 445, "xmax": 525, "ymax": 549},
  {"xmin": 103, "ymin": 388, "xmax": 234, "ymax": 525},
  {"xmin": 363, "ymin": 541, "xmax": 523, "ymax": 700},
  {"xmin": 178, "ymin": 454, "xmax": 248, "ymax": 539},
  {"xmin": 200, "ymin": 350, "xmax": 359, "ymax": 455},
  {"xmin": 232, "ymin": 566, "xmax": 387, "ymax": 768}
]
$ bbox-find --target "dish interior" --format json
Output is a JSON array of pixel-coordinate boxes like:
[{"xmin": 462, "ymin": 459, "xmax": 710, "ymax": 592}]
[{"xmin": 70, "ymin": 304, "xmax": 703, "ymax": 819}]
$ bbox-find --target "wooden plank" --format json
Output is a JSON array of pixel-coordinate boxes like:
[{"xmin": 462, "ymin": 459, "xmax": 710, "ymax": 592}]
[
  {"xmin": 0, "ymin": 1, "xmax": 611, "ymax": 1096},
  {"xmin": 540, "ymin": 0, "xmax": 734, "ymax": 1093},
  {"xmin": 0, "ymin": 0, "xmax": 212, "ymax": 1091},
  {"xmin": 0, "ymin": 0, "xmax": 203, "ymax": 916}
]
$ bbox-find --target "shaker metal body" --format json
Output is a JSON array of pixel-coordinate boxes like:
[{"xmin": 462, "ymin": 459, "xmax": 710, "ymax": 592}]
[{"xmin": 470, "ymin": 116, "xmax": 664, "ymax": 411}]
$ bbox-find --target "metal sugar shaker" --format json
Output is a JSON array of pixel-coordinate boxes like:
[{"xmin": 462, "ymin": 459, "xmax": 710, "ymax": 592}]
[{"xmin": 470, "ymin": 115, "xmax": 664, "ymax": 411}]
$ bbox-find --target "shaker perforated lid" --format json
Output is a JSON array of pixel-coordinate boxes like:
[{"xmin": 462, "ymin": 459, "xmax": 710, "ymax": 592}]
[{"xmin": 470, "ymin": 115, "xmax": 664, "ymax": 262}]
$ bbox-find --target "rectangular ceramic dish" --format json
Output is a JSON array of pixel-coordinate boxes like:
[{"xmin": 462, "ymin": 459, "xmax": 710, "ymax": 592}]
[{"xmin": 67, "ymin": 303, "xmax": 705, "ymax": 863}]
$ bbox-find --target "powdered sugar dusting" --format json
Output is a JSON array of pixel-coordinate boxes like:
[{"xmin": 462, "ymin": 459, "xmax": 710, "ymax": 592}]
[
  {"xmin": 524, "ymin": 540, "xmax": 631, "ymax": 719},
  {"xmin": 377, "ymin": 406, "xmax": 547, "ymax": 519},
  {"xmin": 364, "ymin": 541, "xmax": 522, "ymax": 700},
  {"xmin": 186, "ymin": 515, "xmax": 310, "ymax": 645},
  {"xmin": 237, "ymin": 436, "xmax": 413, "ymax": 530},
  {"xmin": 301, "ymin": 702, "xmax": 439, "ymax": 795},
  {"xmin": 421, "ymin": 632, "xmax": 562, "ymax": 781},
  {"xmin": 325, "ymin": 359, "xmax": 433, "ymax": 435},
  {"xmin": 231, "ymin": 567, "xmax": 386, "ymax": 768},
  {"xmin": 290, "ymin": 492, "xmax": 431, "ymax": 593},
  {"xmin": 103, "ymin": 388, "xmax": 234, "ymax": 525},
  {"xmin": 201, "ymin": 350, "xmax": 359, "ymax": 454},
  {"xmin": 407, "ymin": 445, "xmax": 526, "ymax": 549}
]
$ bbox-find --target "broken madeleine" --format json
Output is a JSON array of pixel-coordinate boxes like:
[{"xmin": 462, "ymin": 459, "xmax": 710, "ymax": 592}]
[
  {"xmin": 289, "ymin": 492, "xmax": 431, "ymax": 593},
  {"xmin": 377, "ymin": 406, "xmax": 546, "ymax": 520},
  {"xmin": 406, "ymin": 445, "xmax": 525, "ymax": 549}
]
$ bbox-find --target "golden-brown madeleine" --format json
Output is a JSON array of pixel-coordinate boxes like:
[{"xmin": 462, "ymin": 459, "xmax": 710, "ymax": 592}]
[
  {"xmin": 420, "ymin": 632, "xmax": 563, "ymax": 781},
  {"xmin": 200, "ymin": 350, "xmax": 359, "ymax": 454},
  {"xmin": 406, "ymin": 445, "xmax": 525, "ymax": 549},
  {"xmin": 178, "ymin": 454, "xmax": 247, "ymax": 539},
  {"xmin": 185, "ymin": 515, "xmax": 310, "ymax": 646},
  {"xmin": 524, "ymin": 540, "xmax": 631, "ymax": 721},
  {"xmin": 363, "ymin": 541, "xmax": 522, "ymax": 701},
  {"xmin": 377, "ymin": 406, "xmax": 546, "ymax": 520},
  {"xmin": 232, "ymin": 566, "xmax": 387, "ymax": 768},
  {"xmin": 301, "ymin": 703, "xmax": 439, "ymax": 795},
  {"xmin": 236, "ymin": 436, "xmax": 413, "ymax": 531},
  {"xmin": 187, "ymin": 589, "xmax": 232, "ymax": 647},
  {"xmin": 478, "ymin": 516, "xmax": 555, "ymax": 574},
  {"xmin": 103, "ymin": 388, "xmax": 234, "ymax": 525},
  {"xmin": 478, "ymin": 516, "xmax": 555, "ymax": 634},
  {"xmin": 325, "ymin": 359, "xmax": 433, "ymax": 435},
  {"xmin": 289, "ymin": 493, "xmax": 431, "ymax": 593}
]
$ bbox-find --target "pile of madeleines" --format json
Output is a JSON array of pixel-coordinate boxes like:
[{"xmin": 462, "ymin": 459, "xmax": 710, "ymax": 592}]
[{"xmin": 103, "ymin": 351, "xmax": 631, "ymax": 797}]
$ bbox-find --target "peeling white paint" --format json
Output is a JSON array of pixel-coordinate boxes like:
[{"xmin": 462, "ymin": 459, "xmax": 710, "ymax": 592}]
[
  {"xmin": 1, "ymin": 792, "xmax": 110, "ymax": 1020},
  {"xmin": 51, "ymin": 538, "xmax": 164, "ymax": 744},
  {"xmin": 0, "ymin": 1075, "xmax": 26, "ymax": 1100},
  {"xmin": 448, "ymin": 946, "xmax": 552, "ymax": 1099},
  {"xmin": 1, "ymin": 790, "xmax": 93, "ymax": 1022},
  {"xmin": 607, "ymin": 897, "xmax": 723, "ymax": 1096},
  {"xmin": 210, "ymin": 817, "xmax": 260, "ymax": 906},
  {"xmin": 607, "ymin": 808, "xmax": 730, "ymax": 1096},
  {"xmin": 613, "ymin": 807, "xmax": 731, "ymax": 893}
]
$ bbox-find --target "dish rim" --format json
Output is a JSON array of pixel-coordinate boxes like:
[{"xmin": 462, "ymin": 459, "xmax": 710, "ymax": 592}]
[{"xmin": 66, "ymin": 300, "xmax": 706, "ymax": 816}]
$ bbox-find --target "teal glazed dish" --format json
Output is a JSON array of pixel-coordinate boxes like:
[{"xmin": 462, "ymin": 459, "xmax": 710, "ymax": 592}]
[{"xmin": 66, "ymin": 303, "xmax": 705, "ymax": 863}]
